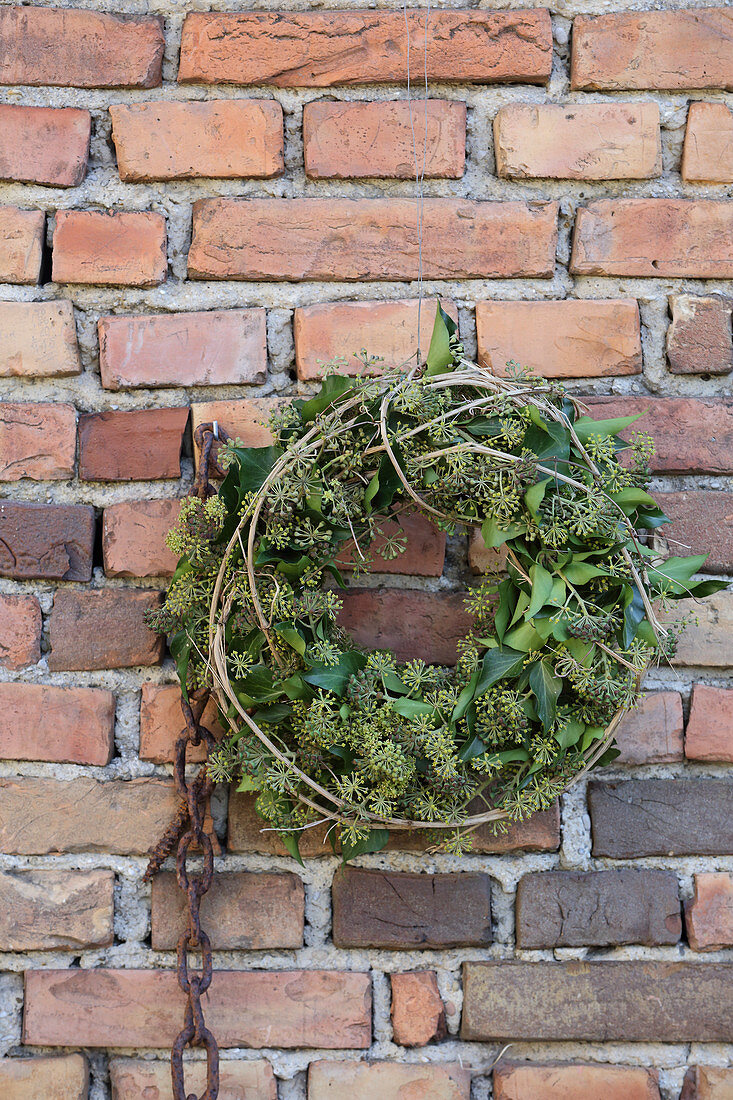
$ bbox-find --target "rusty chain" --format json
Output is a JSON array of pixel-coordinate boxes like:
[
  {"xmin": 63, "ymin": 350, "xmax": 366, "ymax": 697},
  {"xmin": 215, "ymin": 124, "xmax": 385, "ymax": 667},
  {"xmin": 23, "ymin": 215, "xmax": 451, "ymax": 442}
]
[{"xmin": 145, "ymin": 421, "xmax": 230, "ymax": 1100}]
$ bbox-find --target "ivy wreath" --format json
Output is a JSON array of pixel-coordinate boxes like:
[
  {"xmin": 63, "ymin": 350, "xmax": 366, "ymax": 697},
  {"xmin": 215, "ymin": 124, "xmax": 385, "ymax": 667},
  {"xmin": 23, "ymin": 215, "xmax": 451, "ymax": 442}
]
[{"xmin": 149, "ymin": 305, "xmax": 725, "ymax": 860}]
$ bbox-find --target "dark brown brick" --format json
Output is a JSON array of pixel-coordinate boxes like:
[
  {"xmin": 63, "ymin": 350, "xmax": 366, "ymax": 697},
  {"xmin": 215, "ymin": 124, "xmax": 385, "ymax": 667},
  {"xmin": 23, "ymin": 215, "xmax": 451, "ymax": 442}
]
[
  {"xmin": 589, "ymin": 780, "xmax": 733, "ymax": 858},
  {"xmin": 338, "ymin": 589, "xmax": 472, "ymax": 664},
  {"xmin": 0, "ymin": 502, "xmax": 94, "ymax": 581},
  {"xmin": 48, "ymin": 589, "xmax": 163, "ymax": 671},
  {"xmin": 515, "ymin": 869, "xmax": 681, "ymax": 948},
  {"xmin": 462, "ymin": 961, "xmax": 733, "ymax": 1041},
  {"xmin": 332, "ymin": 866, "xmax": 491, "ymax": 949},
  {"xmin": 654, "ymin": 490, "xmax": 733, "ymax": 574},
  {"xmin": 151, "ymin": 871, "xmax": 304, "ymax": 950},
  {"xmin": 79, "ymin": 407, "xmax": 188, "ymax": 481}
]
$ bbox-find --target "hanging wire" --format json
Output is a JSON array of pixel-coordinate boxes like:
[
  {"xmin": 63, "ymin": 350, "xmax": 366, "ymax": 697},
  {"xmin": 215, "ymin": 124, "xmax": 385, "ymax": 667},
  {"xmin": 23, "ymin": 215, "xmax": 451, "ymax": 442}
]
[{"xmin": 404, "ymin": 0, "xmax": 431, "ymax": 364}]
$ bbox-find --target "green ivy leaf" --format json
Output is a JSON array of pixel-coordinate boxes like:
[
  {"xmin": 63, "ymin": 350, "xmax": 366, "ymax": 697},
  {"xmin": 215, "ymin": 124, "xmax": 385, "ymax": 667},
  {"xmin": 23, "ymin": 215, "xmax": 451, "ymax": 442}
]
[
  {"xmin": 481, "ymin": 515, "xmax": 525, "ymax": 549},
  {"xmin": 169, "ymin": 629, "xmax": 192, "ymax": 702},
  {"xmin": 340, "ymin": 827, "xmax": 390, "ymax": 862},
  {"xmin": 278, "ymin": 831, "xmax": 305, "ymax": 866},
  {"xmin": 573, "ymin": 413, "xmax": 643, "ymax": 443},
  {"xmin": 299, "ymin": 376, "xmax": 355, "ymax": 422},
  {"xmin": 425, "ymin": 302, "xmax": 458, "ymax": 376},
  {"xmin": 475, "ymin": 646, "xmax": 525, "ymax": 695},
  {"xmin": 529, "ymin": 659, "xmax": 562, "ymax": 730},
  {"xmin": 303, "ymin": 650, "xmax": 368, "ymax": 696},
  {"xmin": 526, "ymin": 563, "xmax": 554, "ymax": 619},
  {"xmin": 236, "ymin": 445, "xmax": 283, "ymax": 495}
]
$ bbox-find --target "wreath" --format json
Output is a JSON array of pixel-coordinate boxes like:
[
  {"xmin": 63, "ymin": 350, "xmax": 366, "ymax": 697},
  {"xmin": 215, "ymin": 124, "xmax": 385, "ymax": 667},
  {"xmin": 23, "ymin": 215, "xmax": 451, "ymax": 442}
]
[{"xmin": 149, "ymin": 304, "xmax": 725, "ymax": 860}]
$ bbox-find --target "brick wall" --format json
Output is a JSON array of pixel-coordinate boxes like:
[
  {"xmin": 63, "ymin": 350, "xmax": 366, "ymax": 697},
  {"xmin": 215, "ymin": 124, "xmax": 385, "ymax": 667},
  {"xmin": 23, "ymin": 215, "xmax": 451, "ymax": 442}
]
[{"xmin": 0, "ymin": 2, "xmax": 731, "ymax": 1098}]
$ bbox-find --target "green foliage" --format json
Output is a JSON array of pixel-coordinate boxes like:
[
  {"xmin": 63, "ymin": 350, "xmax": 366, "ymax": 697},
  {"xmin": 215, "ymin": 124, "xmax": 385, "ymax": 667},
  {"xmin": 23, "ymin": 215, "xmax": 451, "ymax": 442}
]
[{"xmin": 149, "ymin": 304, "xmax": 727, "ymax": 856}]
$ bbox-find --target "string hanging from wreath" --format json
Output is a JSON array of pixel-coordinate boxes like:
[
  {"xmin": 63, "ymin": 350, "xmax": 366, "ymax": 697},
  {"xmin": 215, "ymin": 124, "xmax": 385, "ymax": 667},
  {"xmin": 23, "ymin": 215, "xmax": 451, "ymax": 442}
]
[{"xmin": 148, "ymin": 304, "xmax": 726, "ymax": 861}]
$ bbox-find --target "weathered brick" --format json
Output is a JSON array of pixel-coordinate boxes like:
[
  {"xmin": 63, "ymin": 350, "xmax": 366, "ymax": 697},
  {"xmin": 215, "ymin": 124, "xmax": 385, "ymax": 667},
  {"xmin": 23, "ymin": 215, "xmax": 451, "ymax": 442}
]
[
  {"xmin": 337, "ymin": 512, "xmax": 446, "ymax": 578},
  {"xmin": 294, "ymin": 299, "xmax": 458, "ymax": 380},
  {"xmin": 24, "ymin": 969, "xmax": 371, "ymax": 1049},
  {"xmin": 682, "ymin": 1067, "xmax": 733, "ymax": 1100},
  {"xmin": 462, "ymin": 960, "xmax": 733, "ymax": 1041},
  {"xmin": 682, "ymin": 102, "xmax": 733, "ymax": 183},
  {"xmin": 48, "ymin": 588, "xmax": 163, "ymax": 671},
  {"xmin": 0, "ymin": 300, "xmax": 80, "ymax": 379},
  {"xmin": 0, "ymin": 683, "xmax": 114, "ymax": 765},
  {"xmin": 109, "ymin": 1059, "xmax": 277, "ymax": 1100},
  {"xmin": 0, "ymin": 777, "xmax": 206, "ymax": 855},
  {"xmin": 332, "ymin": 866, "xmax": 491, "ymax": 949},
  {"xmin": 0, "ymin": 402, "xmax": 76, "ymax": 481},
  {"xmin": 103, "ymin": 499, "xmax": 179, "ymax": 578},
  {"xmin": 0, "ymin": 7, "xmax": 164, "ymax": 88},
  {"xmin": 179, "ymin": 10, "xmax": 552, "ymax": 87},
  {"xmin": 494, "ymin": 1063, "xmax": 661, "ymax": 1100},
  {"xmin": 571, "ymin": 200, "xmax": 733, "ymax": 278},
  {"xmin": 53, "ymin": 210, "xmax": 167, "ymax": 287},
  {"xmin": 685, "ymin": 873, "xmax": 733, "ymax": 952},
  {"xmin": 188, "ymin": 198, "xmax": 558, "ymax": 281},
  {"xmin": 654, "ymin": 491, "xmax": 733, "ymax": 574},
  {"xmin": 338, "ymin": 589, "xmax": 473, "ymax": 664},
  {"xmin": 686, "ymin": 685, "xmax": 733, "ymax": 762},
  {"xmin": 110, "ymin": 100, "xmax": 283, "ymax": 182},
  {"xmin": 139, "ymin": 682, "xmax": 223, "ymax": 764},
  {"xmin": 477, "ymin": 299, "xmax": 641, "ymax": 378},
  {"xmin": 571, "ymin": 10, "xmax": 733, "ymax": 91},
  {"xmin": 589, "ymin": 780, "xmax": 733, "ymax": 858},
  {"xmin": 304, "ymin": 100, "xmax": 465, "ymax": 179},
  {"xmin": 0, "ymin": 869, "xmax": 113, "ymax": 951},
  {"xmin": 152, "ymin": 871, "xmax": 304, "ymax": 950},
  {"xmin": 191, "ymin": 398, "xmax": 282, "ymax": 474},
  {"xmin": 613, "ymin": 691, "xmax": 684, "ymax": 765},
  {"xmin": 0, "ymin": 1054, "xmax": 88, "ymax": 1100},
  {"xmin": 0, "ymin": 502, "xmax": 94, "ymax": 581},
  {"xmin": 667, "ymin": 295, "xmax": 733, "ymax": 376},
  {"xmin": 0, "ymin": 207, "xmax": 44, "ymax": 284},
  {"xmin": 468, "ymin": 529, "xmax": 507, "ymax": 574},
  {"xmin": 515, "ymin": 869, "xmax": 681, "ymax": 949},
  {"xmin": 99, "ymin": 308, "xmax": 267, "ymax": 390},
  {"xmin": 585, "ymin": 397, "xmax": 733, "ymax": 474},
  {"xmin": 308, "ymin": 1062, "xmax": 470, "ymax": 1100},
  {"xmin": 494, "ymin": 102, "xmax": 660, "ymax": 180},
  {"xmin": 390, "ymin": 971, "xmax": 446, "ymax": 1047},
  {"xmin": 665, "ymin": 593, "xmax": 733, "ymax": 667},
  {"xmin": 0, "ymin": 593, "xmax": 41, "ymax": 670},
  {"xmin": 79, "ymin": 406, "xmax": 188, "ymax": 482},
  {"xmin": 0, "ymin": 104, "xmax": 90, "ymax": 187}
]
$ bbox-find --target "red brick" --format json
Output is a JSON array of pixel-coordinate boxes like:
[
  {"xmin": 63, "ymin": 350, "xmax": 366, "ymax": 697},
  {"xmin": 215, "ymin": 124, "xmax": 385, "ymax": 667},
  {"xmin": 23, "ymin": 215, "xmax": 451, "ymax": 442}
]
[
  {"xmin": 0, "ymin": 7, "xmax": 164, "ymax": 88},
  {"xmin": 686, "ymin": 685, "xmax": 733, "ymax": 763},
  {"xmin": 48, "ymin": 588, "xmax": 163, "ymax": 671},
  {"xmin": 337, "ymin": 511, "xmax": 446, "ymax": 577},
  {"xmin": 477, "ymin": 299, "xmax": 641, "ymax": 378},
  {"xmin": 0, "ymin": 300, "xmax": 80, "ymax": 378},
  {"xmin": 682, "ymin": 1067, "xmax": 733, "ymax": 1100},
  {"xmin": 79, "ymin": 406, "xmax": 188, "ymax": 482},
  {"xmin": 668, "ymin": 593, "xmax": 733, "ymax": 668},
  {"xmin": 0, "ymin": 593, "xmax": 41, "ymax": 670},
  {"xmin": 294, "ymin": 299, "xmax": 458, "ymax": 380},
  {"xmin": 179, "ymin": 10, "xmax": 552, "ymax": 87},
  {"xmin": 391, "ymin": 971, "xmax": 446, "ymax": 1047},
  {"xmin": 0, "ymin": 502, "xmax": 94, "ymax": 581},
  {"xmin": 0, "ymin": 870, "xmax": 113, "ymax": 952},
  {"xmin": 0, "ymin": 402, "xmax": 76, "ymax": 481},
  {"xmin": 571, "ymin": 200, "xmax": 733, "ymax": 278},
  {"xmin": 0, "ymin": 1054, "xmax": 88, "ymax": 1099},
  {"xmin": 468, "ymin": 529, "xmax": 507, "ymax": 574},
  {"xmin": 109, "ymin": 1059, "xmax": 276, "ymax": 1100},
  {"xmin": 683, "ymin": 102, "xmax": 733, "ymax": 183},
  {"xmin": 654, "ymin": 491, "xmax": 733, "ymax": 574},
  {"xmin": 53, "ymin": 210, "xmax": 167, "ymax": 287},
  {"xmin": 0, "ymin": 683, "xmax": 114, "ymax": 765},
  {"xmin": 139, "ymin": 682, "xmax": 223, "ymax": 765},
  {"xmin": 494, "ymin": 102, "xmax": 660, "ymax": 180},
  {"xmin": 585, "ymin": 397, "xmax": 733, "ymax": 474},
  {"xmin": 0, "ymin": 777, "xmax": 211, "ymax": 856},
  {"xmin": 152, "ymin": 871, "xmax": 304, "ymax": 950},
  {"xmin": 613, "ymin": 691, "xmax": 684, "ymax": 765},
  {"xmin": 338, "ymin": 589, "xmax": 472, "ymax": 664},
  {"xmin": 309, "ymin": 1062, "xmax": 470, "ymax": 1100},
  {"xmin": 188, "ymin": 198, "xmax": 558, "ymax": 281},
  {"xmin": 24, "ymin": 969, "xmax": 371, "ymax": 1049},
  {"xmin": 304, "ymin": 100, "xmax": 465, "ymax": 179},
  {"xmin": 494, "ymin": 1063, "xmax": 661, "ymax": 1100},
  {"xmin": 191, "ymin": 398, "xmax": 283, "ymax": 474},
  {"xmin": 103, "ymin": 499, "xmax": 180, "ymax": 578},
  {"xmin": 685, "ymin": 873, "xmax": 733, "ymax": 952},
  {"xmin": 667, "ymin": 295, "xmax": 733, "ymax": 375},
  {"xmin": 99, "ymin": 309, "xmax": 267, "ymax": 389},
  {"xmin": 571, "ymin": 10, "xmax": 733, "ymax": 91},
  {"xmin": 0, "ymin": 104, "xmax": 90, "ymax": 187},
  {"xmin": 0, "ymin": 207, "xmax": 44, "ymax": 284},
  {"xmin": 110, "ymin": 100, "xmax": 283, "ymax": 181}
]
